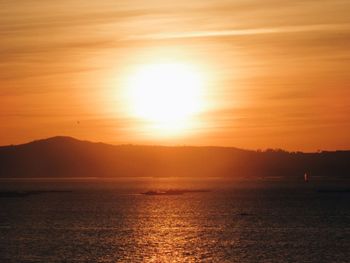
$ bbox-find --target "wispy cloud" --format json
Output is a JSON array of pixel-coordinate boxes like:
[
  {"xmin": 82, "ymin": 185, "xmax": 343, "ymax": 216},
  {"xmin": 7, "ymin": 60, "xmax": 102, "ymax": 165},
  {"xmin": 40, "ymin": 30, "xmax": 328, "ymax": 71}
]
[{"xmin": 126, "ymin": 23, "xmax": 350, "ymax": 40}]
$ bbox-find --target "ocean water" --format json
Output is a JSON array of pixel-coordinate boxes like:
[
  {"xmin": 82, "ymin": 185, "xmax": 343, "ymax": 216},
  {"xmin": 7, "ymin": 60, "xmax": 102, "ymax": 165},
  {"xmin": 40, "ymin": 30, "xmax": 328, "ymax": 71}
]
[{"xmin": 0, "ymin": 179, "xmax": 349, "ymax": 262}]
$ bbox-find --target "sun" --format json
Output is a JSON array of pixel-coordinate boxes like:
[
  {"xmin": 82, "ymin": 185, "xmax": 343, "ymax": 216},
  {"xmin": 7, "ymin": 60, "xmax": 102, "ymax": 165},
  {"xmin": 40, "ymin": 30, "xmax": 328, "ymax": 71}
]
[{"xmin": 125, "ymin": 62, "xmax": 204, "ymax": 134}]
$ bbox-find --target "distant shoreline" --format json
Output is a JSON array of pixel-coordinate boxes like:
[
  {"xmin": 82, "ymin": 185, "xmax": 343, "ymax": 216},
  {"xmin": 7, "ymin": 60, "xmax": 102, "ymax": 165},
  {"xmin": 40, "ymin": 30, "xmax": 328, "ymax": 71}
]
[{"xmin": 0, "ymin": 176, "xmax": 349, "ymax": 182}]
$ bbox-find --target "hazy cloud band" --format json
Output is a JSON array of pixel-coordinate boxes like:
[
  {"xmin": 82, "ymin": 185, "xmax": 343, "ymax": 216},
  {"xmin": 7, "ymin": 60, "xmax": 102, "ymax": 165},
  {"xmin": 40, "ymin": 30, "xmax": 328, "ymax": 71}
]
[{"xmin": 127, "ymin": 23, "xmax": 350, "ymax": 40}]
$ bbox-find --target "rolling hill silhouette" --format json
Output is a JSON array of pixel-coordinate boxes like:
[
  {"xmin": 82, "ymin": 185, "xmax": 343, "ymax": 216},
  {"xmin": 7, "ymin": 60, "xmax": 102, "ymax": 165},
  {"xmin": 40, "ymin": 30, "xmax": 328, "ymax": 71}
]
[{"xmin": 0, "ymin": 136, "xmax": 349, "ymax": 179}]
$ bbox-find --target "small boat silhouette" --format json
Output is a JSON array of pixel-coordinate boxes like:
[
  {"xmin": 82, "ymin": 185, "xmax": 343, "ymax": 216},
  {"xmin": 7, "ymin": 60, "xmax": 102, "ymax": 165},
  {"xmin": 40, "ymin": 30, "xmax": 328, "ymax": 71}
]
[
  {"xmin": 141, "ymin": 189, "xmax": 210, "ymax": 195},
  {"xmin": 141, "ymin": 190, "xmax": 185, "ymax": 195}
]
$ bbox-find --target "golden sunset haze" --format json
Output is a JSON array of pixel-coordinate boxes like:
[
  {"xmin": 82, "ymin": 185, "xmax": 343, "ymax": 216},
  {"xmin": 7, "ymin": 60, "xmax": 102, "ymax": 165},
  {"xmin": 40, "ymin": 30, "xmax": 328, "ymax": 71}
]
[{"xmin": 1, "ymin": 0, "xmax": 350, "ymax": 151}]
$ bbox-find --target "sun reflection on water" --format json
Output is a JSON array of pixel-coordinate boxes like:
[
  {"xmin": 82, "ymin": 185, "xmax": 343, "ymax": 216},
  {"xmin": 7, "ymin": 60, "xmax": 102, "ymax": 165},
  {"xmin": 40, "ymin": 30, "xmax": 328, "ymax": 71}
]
[{"xmin": 131, "ymin": 195, "xmax": 213, "ymax": 262}]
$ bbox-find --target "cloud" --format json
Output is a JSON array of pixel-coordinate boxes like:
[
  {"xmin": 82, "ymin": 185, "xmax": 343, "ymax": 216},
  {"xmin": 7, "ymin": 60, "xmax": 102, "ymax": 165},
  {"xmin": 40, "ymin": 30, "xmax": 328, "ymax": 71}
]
[{"xmin": 126, "ymin": 23, "xmax": 350, "ymax": 41}]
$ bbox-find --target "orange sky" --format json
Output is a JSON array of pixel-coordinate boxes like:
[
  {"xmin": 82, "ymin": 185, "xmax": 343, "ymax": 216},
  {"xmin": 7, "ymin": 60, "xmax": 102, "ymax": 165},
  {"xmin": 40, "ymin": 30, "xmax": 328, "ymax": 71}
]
[{"xmin": 1, "ymin": 0, "xmax": 350, "ymax": 151}]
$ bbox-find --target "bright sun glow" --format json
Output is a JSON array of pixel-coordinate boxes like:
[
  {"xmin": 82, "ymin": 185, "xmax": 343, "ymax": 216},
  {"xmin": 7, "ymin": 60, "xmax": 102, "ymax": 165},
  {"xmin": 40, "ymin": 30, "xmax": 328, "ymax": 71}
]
[{"xmin": 126, "ymin": 62, "xmax": 205, "ymax": 135}]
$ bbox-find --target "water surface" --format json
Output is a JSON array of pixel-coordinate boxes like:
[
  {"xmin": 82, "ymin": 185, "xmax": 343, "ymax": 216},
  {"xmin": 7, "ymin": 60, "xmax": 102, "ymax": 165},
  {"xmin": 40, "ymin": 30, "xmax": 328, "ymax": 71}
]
[{"xmin": 1, "ymin": 179, "xmax": 349, "ymax": 262}]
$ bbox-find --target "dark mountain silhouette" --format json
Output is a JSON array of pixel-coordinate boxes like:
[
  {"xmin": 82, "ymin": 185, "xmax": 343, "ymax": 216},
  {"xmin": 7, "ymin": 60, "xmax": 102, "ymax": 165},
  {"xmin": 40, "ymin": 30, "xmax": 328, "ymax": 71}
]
[{"xmin": 0, "ymin": 136, "xmax": 349, "ymax": 179}]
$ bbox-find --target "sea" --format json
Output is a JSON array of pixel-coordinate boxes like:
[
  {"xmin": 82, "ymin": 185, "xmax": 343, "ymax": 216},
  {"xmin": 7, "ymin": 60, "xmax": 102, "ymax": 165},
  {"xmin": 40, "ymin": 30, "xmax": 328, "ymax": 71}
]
[{"xmin": 0, "ymin": 177, "xmax": 349, "ymax": 262}]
